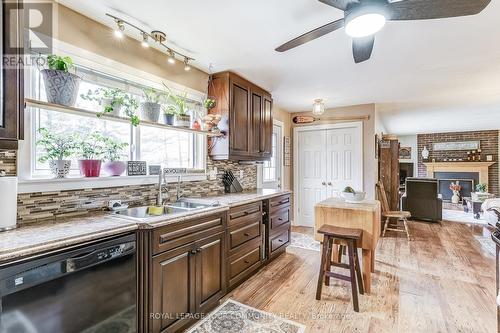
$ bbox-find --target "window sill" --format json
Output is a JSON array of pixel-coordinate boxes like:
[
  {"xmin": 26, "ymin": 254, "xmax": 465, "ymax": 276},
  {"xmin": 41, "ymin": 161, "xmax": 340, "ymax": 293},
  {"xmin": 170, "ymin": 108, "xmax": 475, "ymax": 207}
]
[{"xmin": 18, "ymin": 174, "xmax": 208, "ymax": 194}]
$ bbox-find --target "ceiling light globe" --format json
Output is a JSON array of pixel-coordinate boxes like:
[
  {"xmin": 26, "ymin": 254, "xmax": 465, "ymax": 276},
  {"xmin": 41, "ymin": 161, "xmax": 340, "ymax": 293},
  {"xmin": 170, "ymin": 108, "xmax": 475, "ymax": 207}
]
[
  {"xmin": 345, "ymin": 12, "xmax": 386, "ymax": 38},
  {"xmin": 312, "ymin": 99, "xmax": 325, "ymax": 116},
  {"xmin": 168, "ymin": 57, "xmax": 176, "ymax": 64},
  {"xmin": 114, "ymin": 29, "xmax": 124, "ymax": 38}
]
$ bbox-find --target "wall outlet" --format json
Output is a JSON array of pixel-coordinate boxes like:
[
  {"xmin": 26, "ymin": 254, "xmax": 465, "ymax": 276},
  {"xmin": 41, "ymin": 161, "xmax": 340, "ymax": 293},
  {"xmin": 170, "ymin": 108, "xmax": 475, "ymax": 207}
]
[{"xmin": 239, "ymin": 170, "xmax": 244, "ymax": 179}]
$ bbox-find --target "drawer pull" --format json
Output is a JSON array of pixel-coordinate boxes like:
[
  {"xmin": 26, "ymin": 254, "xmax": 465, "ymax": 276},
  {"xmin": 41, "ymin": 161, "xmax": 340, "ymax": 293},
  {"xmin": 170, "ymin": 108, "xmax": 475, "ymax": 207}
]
[
  {"xmin": 244, "ymin": 260, "xmax": 250, "ymax": 264},
  {"xmin": 278, "ymin": 239, "xmax": 283, "ymax": 243},
  {"xmin": 278, "ymin": 218, "xmax": 283, "ymax": 221},
  {"xmin": 244, "ymin": 233, "xmax": 250, "ymax": 237},
  {"xmin": 190, "ymin": 250, "xmax": 196, "ymax": 255},
  {"xmin": 196, "ymin": 248, "xmax": 202, "ymax": 253}
]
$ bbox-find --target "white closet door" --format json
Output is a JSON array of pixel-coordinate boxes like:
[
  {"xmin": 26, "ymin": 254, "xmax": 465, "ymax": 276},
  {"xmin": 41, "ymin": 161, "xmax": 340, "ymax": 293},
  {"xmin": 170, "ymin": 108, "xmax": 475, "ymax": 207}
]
[
  {"xmin": 298, "ymin": 129, "xmax": 327, "ymax": 227},
  {"xmin": 326, "ymin": 127, "xmax": 363, "ymax": 197}
]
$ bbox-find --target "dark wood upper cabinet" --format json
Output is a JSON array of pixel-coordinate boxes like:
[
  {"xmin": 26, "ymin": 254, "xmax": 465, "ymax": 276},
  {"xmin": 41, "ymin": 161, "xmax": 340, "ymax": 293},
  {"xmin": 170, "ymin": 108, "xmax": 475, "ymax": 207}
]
[
  {"xmin": 0, "ymin": 0, "xmax": 24, "ymax": 149},
  {"xmin": 209, "ymin": 71, "xmax": 273, "ymax": 161}
]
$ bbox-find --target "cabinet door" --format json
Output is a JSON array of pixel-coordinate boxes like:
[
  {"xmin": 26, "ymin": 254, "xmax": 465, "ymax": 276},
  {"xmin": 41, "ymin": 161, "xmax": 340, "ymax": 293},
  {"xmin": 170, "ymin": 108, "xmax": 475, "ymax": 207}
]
[
  {"xmin": 151, "ymin": 243, "xmax": 196, "ymax": 333},
  {"xmin": 195, "ymin": 232, "xmax": 225, "ymax": 314},
  {"xmin": 229, "ymin": 80, "xmax": 250, "ymax": 156},
  {"xmin": 261, "ymin": 97, "xmax": 273, "ymax": 157},
  {"xmin": 250, "ymin": 90, "xmax": 263, "ymax": 156},
  {"xmin": 0, "ymin": 0, "xmax": 24, "ymax": 148}
]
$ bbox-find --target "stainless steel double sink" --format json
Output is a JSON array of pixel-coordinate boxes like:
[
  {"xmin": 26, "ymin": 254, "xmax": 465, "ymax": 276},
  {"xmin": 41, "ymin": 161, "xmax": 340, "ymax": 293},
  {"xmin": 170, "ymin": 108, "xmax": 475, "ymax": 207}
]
[{"xmin": 112, "ymin": 199, "xmax": 220, "ymax": 221}]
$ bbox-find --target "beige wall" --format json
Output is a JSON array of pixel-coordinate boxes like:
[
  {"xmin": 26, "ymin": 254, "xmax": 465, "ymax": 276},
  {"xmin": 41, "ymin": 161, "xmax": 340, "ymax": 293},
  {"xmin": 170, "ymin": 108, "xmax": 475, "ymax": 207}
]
[
  {"xmin": 53, "ymin": 4, "xmax": 208, "ymax": 92},
  {"xmin": 290, "ymin": 104, "xmax": 377, "ymax": 199},
  {"xmin": 272, "ymin": 106, "xmax": 292, "ymax": 191}
]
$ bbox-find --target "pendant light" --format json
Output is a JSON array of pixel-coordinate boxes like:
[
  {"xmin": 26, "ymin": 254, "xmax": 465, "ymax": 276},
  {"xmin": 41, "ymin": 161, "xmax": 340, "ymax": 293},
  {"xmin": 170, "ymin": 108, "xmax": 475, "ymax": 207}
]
[{"xmin": 312, "ymin": 99, "xmax": 325, "ymax": 116}]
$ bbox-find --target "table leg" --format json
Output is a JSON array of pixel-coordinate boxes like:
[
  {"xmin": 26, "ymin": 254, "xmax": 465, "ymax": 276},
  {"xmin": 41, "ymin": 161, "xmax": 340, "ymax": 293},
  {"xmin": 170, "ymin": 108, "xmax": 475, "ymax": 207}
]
[
  {"xmin": 332, "ymin": 244, "xmax": 339, "ymax": 263},
  {"xmin": 371, "ymin": 250, "xmax": 375, "ymax": 273},
  {"xmin": 362, "ymin": 249, "xmax": 372, "ymax": 294}
]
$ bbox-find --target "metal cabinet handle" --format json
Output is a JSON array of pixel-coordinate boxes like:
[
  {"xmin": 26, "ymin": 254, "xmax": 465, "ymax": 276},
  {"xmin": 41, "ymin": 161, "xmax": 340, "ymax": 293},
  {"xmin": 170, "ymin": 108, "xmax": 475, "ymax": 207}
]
[
  {"xmin": 278, "ymin": 218, "xmax": 283, "ymax": 221},
  {"xmin": 196, "ymin": 248, "xmax": 201, "ymax": 253},
  {"xmin": 190, "ymin": 250, "xmax": 196, "ymax": 255},
  {"xmin": 244, "ymin": 260, "xmax": 250, "ymax": 264},
  {"xmin": 244, "ymin": 233, "xmax": 250, "ymax": 237}
]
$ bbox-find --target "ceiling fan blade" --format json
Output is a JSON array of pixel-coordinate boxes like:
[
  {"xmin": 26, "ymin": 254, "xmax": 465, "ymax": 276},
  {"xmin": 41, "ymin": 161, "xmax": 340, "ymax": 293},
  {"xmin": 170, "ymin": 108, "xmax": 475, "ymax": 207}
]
[
  {"xmin": 318, "ymin": 0, "xmax": 359, "ymax": 11},
  {"xmin": 275, "ymin": 19, "xmax": 344, "ymax": 52},
  {"xmin": 352, "ymin": 36, "xmax": 374, "ymax": 63},
  {"xmin": 387, "ymin": 0, "xmax": 492, "ymax": 20}
]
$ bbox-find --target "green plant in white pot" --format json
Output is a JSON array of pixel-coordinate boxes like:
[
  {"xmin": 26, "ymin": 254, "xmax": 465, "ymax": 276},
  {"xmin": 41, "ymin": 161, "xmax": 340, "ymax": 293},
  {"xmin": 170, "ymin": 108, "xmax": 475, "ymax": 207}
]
[
  {"xmin": 162, "ymin": 104, "xmax": 177, "ymax": 125},
  {"xmin": 141, "ymin": 88, "xmax": 164, "ymax": 123},
  {"xmin": 81, "ymin": 88, "xmax": 140, "ymax": 126},
  {"xmin": 37, "ymin": 128, "xmax": 76, "ymax": 178},
  {"xmin": 101, "ymin": 137, "xmax": 129, "ymax": 176},
  {"xmin": 41, "ymin": 55, "xmax": 81, "ymax": 106}
]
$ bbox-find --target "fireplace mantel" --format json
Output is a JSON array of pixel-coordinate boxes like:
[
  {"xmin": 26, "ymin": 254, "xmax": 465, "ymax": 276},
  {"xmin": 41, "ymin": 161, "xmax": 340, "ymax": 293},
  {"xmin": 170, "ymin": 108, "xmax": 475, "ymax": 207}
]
[{"xmin": 424, "ymin": 161, "xmax": 495, "ymax": 185}]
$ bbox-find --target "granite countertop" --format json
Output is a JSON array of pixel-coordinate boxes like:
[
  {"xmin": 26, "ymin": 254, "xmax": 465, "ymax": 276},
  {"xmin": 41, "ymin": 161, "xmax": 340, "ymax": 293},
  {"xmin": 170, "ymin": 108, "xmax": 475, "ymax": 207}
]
[{"xmin": 0, "ymin": 189, "xmax": 290, "ymax": 263}]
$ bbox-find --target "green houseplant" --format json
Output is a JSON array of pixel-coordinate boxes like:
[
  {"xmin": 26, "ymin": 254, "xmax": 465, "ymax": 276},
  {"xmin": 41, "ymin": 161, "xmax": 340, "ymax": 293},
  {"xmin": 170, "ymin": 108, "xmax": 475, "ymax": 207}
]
[
  {"xmin": 101, "ymin": 137, "xmax": 129, "ymax": 176},
  {"xmin": 37, "ymin": 128, "xmax": 77, "ymax": 178},
  {"xmin": 140, "ymin": 88, "xmax": 164, "ymax": 123},
  {"xmin": 76, "ymin": 132, "xmax": 107, "ymax": 177},
  {"xmin": 81, "ymin": 88, "xmax": 140, "ymax": 126},
  {"xmin": 163, "ymin": 83, "xmax": 191, "ymax": 128},
  {"xmin": 41, "ymin": 54, "xmax": 81, "ymax": 106},
  {"xmin": 162, "ymin": 104, "xmax": 177, "ymax": 126}
]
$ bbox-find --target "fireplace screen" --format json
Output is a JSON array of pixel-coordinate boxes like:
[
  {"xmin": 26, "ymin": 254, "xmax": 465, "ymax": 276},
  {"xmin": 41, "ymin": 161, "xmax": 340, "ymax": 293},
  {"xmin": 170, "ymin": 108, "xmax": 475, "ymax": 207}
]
[{"xmin": 434, "ymin": 172, "xmax": 480, "ymax": 202}]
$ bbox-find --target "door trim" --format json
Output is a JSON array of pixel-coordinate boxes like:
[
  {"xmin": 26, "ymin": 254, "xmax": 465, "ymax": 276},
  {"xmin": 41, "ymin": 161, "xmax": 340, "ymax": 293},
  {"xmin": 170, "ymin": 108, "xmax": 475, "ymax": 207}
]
[
  {"xmin": 293, "ymin": 121, "xmax": 363, "ymax": 226},
  {"xmin": 257, "ymin": 119, "xmax": 284, "ymax": 189}
]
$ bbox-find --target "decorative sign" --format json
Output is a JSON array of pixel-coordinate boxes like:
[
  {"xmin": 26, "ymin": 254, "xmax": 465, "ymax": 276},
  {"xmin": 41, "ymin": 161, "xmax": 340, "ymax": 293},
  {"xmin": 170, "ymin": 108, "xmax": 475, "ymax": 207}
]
[
  {"xmin": 283, "ymin": 136, "xmax": 291, "ymax": 166},
  {"xmin": 432, "ymin": 141, "xmax": 480, "ymax": 151},
  {"xmin": 399, "ymin": 147, "xmax": 412, "ymax": 160},
  {"xmin": 127, "ymin": 161, "xmax": 147, "ymax": 176},
  {"xmin": 292, "ymin": 116, "xmax": 316, "ymax": 124},
  {"xmin": 164, "ymin": 168, "xmax": 188, "ymax": 174},
  {"xmin": 379, "ymin": 140, "xmax": 391, "ymax": 149},
  {"xmin": 148, "ymin": 165, "xmax": 161, "ymax": 176}
]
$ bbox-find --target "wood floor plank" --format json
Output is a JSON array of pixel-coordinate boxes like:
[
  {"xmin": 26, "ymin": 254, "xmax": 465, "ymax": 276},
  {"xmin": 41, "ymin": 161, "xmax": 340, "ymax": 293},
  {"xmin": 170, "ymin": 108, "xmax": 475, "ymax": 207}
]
[{"xmin": 226, "ymin": 221, "xmax": 496, "ymax": 332}]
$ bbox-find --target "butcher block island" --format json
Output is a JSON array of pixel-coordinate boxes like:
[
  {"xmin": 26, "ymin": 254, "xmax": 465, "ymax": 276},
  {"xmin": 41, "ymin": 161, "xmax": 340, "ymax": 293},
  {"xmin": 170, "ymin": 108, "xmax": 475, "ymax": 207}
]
[{"xmin": 314, "ymin": 197, "xmax": 381, "ymax": 293}]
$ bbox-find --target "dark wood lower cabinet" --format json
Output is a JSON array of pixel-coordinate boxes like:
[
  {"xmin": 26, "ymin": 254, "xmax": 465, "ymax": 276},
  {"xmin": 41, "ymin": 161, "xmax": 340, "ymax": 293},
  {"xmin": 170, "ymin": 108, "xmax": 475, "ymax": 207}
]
[{"xmin": 140, "ymin": 198, "xmax": 291, "ymax": 333}]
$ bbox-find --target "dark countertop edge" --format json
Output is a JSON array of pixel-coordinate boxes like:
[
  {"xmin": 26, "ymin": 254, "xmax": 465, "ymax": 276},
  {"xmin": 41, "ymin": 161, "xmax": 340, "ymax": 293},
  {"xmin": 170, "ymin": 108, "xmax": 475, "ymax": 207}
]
[{"xmin": 0, "ymin": 191, "xmax": 291, "ymax": 264}]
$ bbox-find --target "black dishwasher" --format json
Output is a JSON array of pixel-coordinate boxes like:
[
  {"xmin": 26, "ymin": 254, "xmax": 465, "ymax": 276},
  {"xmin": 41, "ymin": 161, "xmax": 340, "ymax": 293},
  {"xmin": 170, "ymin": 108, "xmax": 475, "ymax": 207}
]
[{"xmin": 0, "ymin": 234, "xmax": 136, "ymax": 333}]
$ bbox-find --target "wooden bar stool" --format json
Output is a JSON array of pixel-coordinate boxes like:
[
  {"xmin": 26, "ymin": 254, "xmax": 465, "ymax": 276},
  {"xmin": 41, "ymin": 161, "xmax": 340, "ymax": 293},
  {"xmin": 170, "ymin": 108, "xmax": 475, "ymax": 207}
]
[
  {"xmin": 376, "ymin": 181, "xmax": 411, "ymax": 240},
  {"xmin": 316, "ymin": 224, "xmax": 364, "ymax": 312}
]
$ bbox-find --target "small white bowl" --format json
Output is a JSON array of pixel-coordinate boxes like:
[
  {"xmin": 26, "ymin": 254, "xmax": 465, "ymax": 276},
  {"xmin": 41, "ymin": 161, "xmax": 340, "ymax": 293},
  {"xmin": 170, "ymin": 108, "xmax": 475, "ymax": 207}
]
[{"xmin": 341, "ymin": 191, "xmax": 366, "ymax": 203}]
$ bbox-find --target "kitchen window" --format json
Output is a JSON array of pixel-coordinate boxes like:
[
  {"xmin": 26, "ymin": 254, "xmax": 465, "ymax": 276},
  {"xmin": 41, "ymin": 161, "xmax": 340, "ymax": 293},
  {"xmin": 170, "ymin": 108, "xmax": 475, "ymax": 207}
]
[{"xmin": 20, "ymin": 52, "xmax": 206, "ymax": 187}]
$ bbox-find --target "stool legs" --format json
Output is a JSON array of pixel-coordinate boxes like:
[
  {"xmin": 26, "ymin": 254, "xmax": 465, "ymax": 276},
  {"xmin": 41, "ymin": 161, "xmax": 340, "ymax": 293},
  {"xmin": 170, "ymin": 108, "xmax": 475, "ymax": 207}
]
[
  {"xmin": 316, "ymin": 235, "xmax": 330, "ymax": 300},
  {"xmin": 325, "ymin": 237, "xmax": 333, "ymax": 286},
  {"xmin": 403, "ymin": 217, "xmax": 411, "ymax": 240},
  {"xmin": 347, "ymin": 240, "xmax": 360, "ymax": 312},
  {"xmin": 353, "ymin": 241, "xmax": 364, "ymax": 295}
]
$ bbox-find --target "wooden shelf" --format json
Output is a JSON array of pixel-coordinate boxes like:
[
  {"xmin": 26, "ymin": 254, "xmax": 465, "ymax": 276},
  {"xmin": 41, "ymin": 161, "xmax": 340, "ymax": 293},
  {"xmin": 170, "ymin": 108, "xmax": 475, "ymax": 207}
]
[{"xmin": 25, "ymin": 98, "xmax": 222, "ymax": 137}]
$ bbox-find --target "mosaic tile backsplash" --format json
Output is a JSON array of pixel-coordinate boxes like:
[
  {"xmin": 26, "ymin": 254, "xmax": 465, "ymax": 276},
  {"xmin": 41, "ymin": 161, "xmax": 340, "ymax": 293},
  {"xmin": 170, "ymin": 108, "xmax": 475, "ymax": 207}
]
[{"xmin": 0, "ymin": 151, "xmax": 257, "ymax": 224}]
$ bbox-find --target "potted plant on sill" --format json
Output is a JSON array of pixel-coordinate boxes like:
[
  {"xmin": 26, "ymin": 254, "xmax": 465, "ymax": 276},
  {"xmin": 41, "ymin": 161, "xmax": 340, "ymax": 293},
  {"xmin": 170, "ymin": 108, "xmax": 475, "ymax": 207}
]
[
  {"xmin": 81, "ymin": 88, "xmax": 140, "ymax": 126},
  {"xmin": 36, "ymin": 128, "xmax": 76, "ymax": 179},
  {"xmin": 162, "ymin": 104, "xmax": 177, "ymax": 125},
  {"xmin": 41, "ymin": 54, "xmax": 81, "ymax": 106},
  {"xmin": 163, "ymin": 84, "xmax": 191, "ymax": 128},
  {"xmin": 101, "ymin": 137, "xmax": 129, "ymax": 176},
  {"xmin": 77, "ymin": 132, "xmax": 106, "ymax": 177},
  {"xmin": 141, "ymin": 88, "xmax": 164, "ymax": 123}
]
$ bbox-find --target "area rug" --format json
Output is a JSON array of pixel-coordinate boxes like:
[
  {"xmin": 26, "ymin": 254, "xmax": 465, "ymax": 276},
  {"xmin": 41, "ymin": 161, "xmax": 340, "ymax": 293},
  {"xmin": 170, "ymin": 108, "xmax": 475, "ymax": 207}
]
[
  {"xmin": 442, "ymin": 209, "xmax": 488, "ymax": 225},
  {"xmin": 290, "ymin": 232, "xmax": 320, "ymax": 252},
  {"xmin": 186, "ymin": 299, "xmax": 306, "ymax": 333}
]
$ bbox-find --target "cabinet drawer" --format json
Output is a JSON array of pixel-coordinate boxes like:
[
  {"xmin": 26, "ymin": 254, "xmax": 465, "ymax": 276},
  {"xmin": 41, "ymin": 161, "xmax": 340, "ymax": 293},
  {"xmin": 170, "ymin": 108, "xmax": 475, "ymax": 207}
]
[
  {"xmin": 153, "ymin": 213, "xmax": 225, "ymax": 255},
  {"xmin": 229, "ymin": 220, "xmax": 261, "ymax": 250},
  {"xmin": 229, "ymin": 244, "xmax": 261, "ymax": 282},
  {"xmin": 269, "ymin": 194, "xmax": 291, "ymax": 213},
  {"xmin": 270, "ymin": 227, "xmax": 290, "ymax": 253},
  {"xmin": 270, "ymin": 207, "xmax": 290, "ymax": 230},
  {"xmin": 228, "ymin": 202, "xmax": 262, "ymax": 227}
]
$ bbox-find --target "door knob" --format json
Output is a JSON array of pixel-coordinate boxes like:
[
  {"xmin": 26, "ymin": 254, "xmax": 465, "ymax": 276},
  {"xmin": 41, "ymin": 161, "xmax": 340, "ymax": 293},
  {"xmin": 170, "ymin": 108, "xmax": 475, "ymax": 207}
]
[
  {"xmin": 328, "ymin": 182, "xmax": 332, "ymax": 186},
  {"xmin": 322, "ymin": 182, "xmax": 326, "ymax": 186}
]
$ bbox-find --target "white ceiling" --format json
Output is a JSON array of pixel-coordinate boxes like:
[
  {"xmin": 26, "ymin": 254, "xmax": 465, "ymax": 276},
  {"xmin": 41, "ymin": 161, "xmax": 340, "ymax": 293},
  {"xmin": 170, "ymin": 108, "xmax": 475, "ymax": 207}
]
[{"xmin": 57, "ymin": 0, "xmax": 500, "ymax": 135}]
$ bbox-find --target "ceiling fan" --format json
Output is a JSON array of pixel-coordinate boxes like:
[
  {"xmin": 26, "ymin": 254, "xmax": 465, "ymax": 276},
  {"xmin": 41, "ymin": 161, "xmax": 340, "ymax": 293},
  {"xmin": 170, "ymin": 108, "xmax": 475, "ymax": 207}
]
[{"xmin": 275, "ymin": 0, "xmax": 492, "ymax": 63}]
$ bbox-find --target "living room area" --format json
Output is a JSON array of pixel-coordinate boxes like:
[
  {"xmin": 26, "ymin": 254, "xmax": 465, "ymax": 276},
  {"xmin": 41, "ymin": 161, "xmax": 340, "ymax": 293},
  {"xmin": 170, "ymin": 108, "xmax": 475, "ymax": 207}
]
[{"xmin": 395, "ymin": 130, "xmax": 499, "ymax": 225}]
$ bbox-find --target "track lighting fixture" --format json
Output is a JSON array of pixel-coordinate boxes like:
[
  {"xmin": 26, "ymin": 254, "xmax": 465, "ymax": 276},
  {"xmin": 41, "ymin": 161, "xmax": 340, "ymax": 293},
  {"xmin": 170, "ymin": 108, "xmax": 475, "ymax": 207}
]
[
  {"xmin": 106, "ymin": 13, "xmax": 195, "ymax": 69},
  {"xmin": 141, "ymin": 32, "xmax": 149, "ymax": 48},
  {"xmin": 184, "ymin": 58, "xmax": 191, "ymax": 71},
  {"xmin": 114, "ymin": 19, "xmax": 124, "ymax": 38},
  {"xmin": 167, "ymin": 49, "xmax": 176, "ymax": 64}
]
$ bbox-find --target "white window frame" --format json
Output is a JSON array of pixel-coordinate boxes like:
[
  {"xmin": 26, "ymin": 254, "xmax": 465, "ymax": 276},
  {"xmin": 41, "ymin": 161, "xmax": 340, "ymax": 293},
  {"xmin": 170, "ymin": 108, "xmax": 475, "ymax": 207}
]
[
  {"xmin": 18, "ymin": 40, "xmax": 208, "ymax": 193},
  {"xmin": 257, "ymin": 119, "xmax": 284, "ymax": 189}
]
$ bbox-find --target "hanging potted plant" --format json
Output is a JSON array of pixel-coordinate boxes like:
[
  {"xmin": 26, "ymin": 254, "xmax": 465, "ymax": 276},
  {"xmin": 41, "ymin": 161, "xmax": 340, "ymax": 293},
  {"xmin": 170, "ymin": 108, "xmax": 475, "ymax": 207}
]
[
  {"xmin": 162, "ymin": 104, "xmax": 177, "ymax": 125},
  {"xmin": 36, "ymin": 128, "xmax": 76, "ymax": 178},
  {"xmin": 140, "ymin": 88, "xmax": 164, "ymax": 123},
  {"xmin": 77, "ymin": 132, "xmax": 106, "ymax": 177},
  {"xmin": 41, "ymin": 54, "xmax": 81, "ymax": 106},
  {"xmin": 81, "ymin": 88, "xmax": 140, "ymax": 126},
  {"xmin": 101, "ymin": 137, "xmax": 129, "ymax": 176}
]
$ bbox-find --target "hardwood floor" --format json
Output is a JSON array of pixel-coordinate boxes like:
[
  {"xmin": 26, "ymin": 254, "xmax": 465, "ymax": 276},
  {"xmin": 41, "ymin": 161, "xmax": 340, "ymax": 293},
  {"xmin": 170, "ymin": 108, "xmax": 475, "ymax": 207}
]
[{"xmin": 224, "ymin": 221, "xmax": 496, "ymax": 332}]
